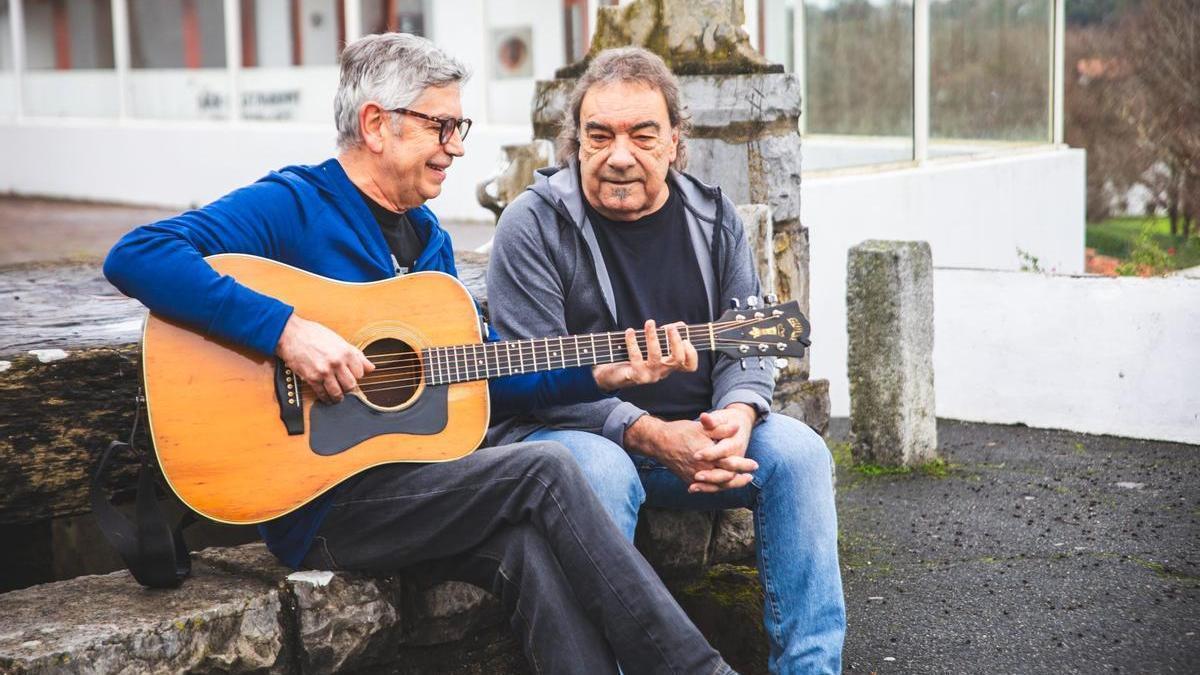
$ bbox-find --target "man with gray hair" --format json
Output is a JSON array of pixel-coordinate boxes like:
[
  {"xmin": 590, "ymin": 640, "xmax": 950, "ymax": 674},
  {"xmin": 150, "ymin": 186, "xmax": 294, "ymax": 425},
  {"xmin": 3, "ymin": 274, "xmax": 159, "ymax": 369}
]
[
  {"xmin": 105, "ymin": 34, "xmax": 736, "ymax": 674},
  {"xmin": 488, "ymin": 47, "xmax": 846, "ymax": 673}
]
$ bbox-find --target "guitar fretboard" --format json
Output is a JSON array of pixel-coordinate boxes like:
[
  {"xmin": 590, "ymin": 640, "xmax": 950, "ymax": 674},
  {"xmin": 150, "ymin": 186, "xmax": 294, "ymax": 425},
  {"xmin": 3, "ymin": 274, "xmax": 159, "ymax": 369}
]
[{"xmin": 420, "ymin": 325, "xmax": 715, "ymax": 386}]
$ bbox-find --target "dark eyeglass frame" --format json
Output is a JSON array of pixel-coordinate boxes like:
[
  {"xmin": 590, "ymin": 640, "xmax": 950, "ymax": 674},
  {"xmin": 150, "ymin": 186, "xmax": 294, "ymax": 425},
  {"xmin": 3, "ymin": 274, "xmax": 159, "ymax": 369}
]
[{"xmin": 388, "ymin": 107, "xmax": 472, "ymax": 144}]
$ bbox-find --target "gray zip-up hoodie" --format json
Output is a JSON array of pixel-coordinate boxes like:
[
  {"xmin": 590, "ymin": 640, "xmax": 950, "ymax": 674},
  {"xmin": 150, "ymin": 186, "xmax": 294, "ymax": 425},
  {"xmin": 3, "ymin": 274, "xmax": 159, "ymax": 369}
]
[{"xmin": 485, "ymin": 160, "xmax": 775, "ymax": 448}]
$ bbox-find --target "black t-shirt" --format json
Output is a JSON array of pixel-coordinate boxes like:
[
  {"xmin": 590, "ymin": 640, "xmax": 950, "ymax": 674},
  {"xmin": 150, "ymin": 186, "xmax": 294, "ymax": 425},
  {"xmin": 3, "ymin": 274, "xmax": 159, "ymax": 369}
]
[
  {"xmin": 355, "ymin": 186, "xmax": 425, "ymax": 274},
  {"xmin": 585, "ymin": 188, "xmax": 714, "ymax": 421}
]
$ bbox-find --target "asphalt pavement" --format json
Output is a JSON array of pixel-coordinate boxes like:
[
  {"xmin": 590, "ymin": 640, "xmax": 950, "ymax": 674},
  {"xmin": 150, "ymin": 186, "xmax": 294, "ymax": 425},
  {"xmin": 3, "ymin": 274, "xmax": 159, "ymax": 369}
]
[{"xmin": 830, "ymin": 418, "xmax": 1199, "ymax": 674}]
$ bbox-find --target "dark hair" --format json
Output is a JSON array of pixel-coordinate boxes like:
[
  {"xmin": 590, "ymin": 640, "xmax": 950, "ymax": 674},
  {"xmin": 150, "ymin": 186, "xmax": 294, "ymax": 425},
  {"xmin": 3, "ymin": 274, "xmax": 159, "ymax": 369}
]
[{"xmin": 557, "ymin": 47, "xmax": 691, "ymax": 170}]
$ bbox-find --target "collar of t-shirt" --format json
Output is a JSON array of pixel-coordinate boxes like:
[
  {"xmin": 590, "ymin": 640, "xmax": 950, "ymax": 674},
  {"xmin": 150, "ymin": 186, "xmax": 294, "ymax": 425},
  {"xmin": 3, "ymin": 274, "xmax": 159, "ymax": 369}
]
[
  {"xmin": 583, "ymin": 187, "xmax": 681, "ymax": 234},
  {"xmin": 353, "ymin": 185, "xmax": 425, "ymax": 275}
]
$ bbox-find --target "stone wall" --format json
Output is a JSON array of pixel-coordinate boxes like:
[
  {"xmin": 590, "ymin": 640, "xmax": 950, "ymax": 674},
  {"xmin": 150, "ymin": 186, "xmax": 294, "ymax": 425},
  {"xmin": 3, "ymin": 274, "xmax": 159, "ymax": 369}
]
[{"xmin": 0, "ymin": 509, "xmax": 760, "ymax": 675}]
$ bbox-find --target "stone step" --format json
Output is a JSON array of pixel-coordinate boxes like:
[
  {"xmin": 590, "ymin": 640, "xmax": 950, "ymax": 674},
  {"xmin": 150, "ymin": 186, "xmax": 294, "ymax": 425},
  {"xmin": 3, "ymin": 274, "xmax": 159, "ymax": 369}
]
[
  {"xmin": 0, "ymin": 507, "xmax": 760, "ymax": 674},
  {"xmin": 0, "ymin": 543, "xmax": 506, "ymax": 674}
]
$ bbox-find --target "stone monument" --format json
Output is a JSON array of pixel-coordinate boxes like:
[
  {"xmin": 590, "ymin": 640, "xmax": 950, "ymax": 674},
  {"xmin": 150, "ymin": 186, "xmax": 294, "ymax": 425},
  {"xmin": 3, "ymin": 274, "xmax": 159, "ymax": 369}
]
[{"xmin": 846, "ymin": 240, "xmax": 938, "ymax": 465}]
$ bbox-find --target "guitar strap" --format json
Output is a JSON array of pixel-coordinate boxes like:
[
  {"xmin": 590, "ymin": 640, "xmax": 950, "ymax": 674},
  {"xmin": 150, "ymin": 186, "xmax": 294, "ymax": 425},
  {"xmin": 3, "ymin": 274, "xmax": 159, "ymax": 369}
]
[{"xmin": 90, "ymin": 392, "xmax": 195, "ymax": 588}]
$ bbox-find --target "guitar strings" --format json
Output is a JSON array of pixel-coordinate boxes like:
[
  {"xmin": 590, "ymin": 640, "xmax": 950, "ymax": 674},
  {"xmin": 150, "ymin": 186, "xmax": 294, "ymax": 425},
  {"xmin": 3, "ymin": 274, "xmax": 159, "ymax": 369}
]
[
  {"xmin": 354, "ymin": 319, "xmax": 760, "ymax": 362},
  {"xmin": 353, "ymin": 327, "xmax": 785, "ymax": 384},
  {"xmin": 289, "ymin": 314, "xmax": 799, "ymax": 396},
  {"xmin": 294, "ymin": 338, "xmax": 790, "ymax": 396},
  {"xmin": 354, "ymin": 315, "xmax": 789, "ymax": 372}
]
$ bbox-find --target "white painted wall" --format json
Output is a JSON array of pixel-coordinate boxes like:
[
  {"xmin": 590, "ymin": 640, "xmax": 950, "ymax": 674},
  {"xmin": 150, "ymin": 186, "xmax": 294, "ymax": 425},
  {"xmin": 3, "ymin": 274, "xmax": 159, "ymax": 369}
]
[
  {"xmin": 0, "ymin": 117, "xmax": 524, "ymax": 223},
  {"xmin": 253, "ymin": 0, "xmax": 292, "ymax": 67},
  {"xmin": 481, "ymin": 0, "xmax": 564, "ymax": 125},
  {"xmin": 23, "ymin": 70, "xmax": 121, "ymax": 117},
  {"xmin": 933, "ymin": 268, "xmax": 1200, "ymax": 444},
  {"xmin": 299, "ymin": 0, "xmax": 339, "ymax": 66},
  {"xmin": 428, "ymin": 0, "xmax": 488, "ymax": 123},
  {"xmin": 0, "ymin": 74, "xmax": 13, "ymax": 118},
  {"xmin": 804, "ymin": 148, "xmax": 1088, "ymax": 417}
]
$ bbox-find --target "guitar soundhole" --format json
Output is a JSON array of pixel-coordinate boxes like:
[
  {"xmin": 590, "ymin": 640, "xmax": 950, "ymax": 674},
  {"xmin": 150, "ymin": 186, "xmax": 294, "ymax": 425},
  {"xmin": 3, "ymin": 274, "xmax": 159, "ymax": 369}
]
[{"xmin": 360, "ymin": 338, "xmax": 421, "ymax": 408}]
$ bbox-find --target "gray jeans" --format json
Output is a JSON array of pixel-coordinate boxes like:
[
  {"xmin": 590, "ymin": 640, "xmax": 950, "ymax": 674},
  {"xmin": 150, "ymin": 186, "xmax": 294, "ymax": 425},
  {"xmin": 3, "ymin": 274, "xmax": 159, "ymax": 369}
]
[{"xmin": 301, "ymin": 440, "xmax": 733, "ymax": 675}]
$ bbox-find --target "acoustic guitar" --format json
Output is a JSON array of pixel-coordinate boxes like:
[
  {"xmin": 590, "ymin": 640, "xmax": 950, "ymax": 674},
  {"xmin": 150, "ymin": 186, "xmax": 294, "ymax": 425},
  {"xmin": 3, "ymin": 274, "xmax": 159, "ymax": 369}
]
[{"xmin": 141, "ymin": 254, "xmax": 812, "ymax": 524}]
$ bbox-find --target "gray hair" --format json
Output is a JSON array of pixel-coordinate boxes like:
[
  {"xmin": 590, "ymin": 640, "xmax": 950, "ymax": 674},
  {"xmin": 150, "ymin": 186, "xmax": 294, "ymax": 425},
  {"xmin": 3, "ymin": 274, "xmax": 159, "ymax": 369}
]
[
  {"xmin": 335, "ymin": 33, "xmax": 470, "ymax": 150},
  {"xmin": 557, "ymin": 47, "xmax": 691, "ymax": 170}
]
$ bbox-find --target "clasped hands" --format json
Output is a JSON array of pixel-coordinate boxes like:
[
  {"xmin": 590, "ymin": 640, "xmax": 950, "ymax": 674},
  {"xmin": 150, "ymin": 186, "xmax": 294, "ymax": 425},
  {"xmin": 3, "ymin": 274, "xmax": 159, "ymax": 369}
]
[{"xmin": 625, "ymin": 403, "xmax": 759, "ymax": 494}]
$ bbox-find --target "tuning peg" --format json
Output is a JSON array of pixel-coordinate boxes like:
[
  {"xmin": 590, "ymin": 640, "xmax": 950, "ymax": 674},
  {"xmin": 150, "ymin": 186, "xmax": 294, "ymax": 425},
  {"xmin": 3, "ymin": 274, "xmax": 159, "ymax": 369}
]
[
  {"xmin": 765, "ymin": 293, "xmax": 778, "ymax": 304},
  {"xmin": 740, "ymin": 360, "xmax": 748, "ymax": 370},
  {"xmin": 746, "ymin": 295, "xmax": 760, "ymax": 309},
  {"xmin": 774, "ymin": 358, "xmax": 788, "ymax": 368},
  {"xmin": 758, "ymin": 357, "xmax": 767, "ymax": 369},
  {"xmin": 729, "ymin": 298, "xmax": 740, "ymax": 309}
]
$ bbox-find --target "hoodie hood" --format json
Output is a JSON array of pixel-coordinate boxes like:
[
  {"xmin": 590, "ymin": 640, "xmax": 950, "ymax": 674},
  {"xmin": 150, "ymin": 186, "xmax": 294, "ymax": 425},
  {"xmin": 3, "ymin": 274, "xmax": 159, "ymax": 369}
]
[
  {"xmin": 526, "ymin": 159, "xmax": 728, "ymax": 322},
  {"xmin": 271, "ymin": 158, "xmax": 457, "ymax": 278},
  {"xmin": 528, "ymin": 160, "xmax": 724, "ymax": 230}
]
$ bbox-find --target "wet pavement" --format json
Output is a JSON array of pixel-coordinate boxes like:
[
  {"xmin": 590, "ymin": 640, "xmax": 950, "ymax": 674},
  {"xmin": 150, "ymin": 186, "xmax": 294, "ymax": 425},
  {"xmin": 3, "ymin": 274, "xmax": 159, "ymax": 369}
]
[
  {"xmin": 0, "ymin": 196, "xmax": 494, "ymax": 267},
  {"xmin": 830, "ymin": 418, "xmax": 1199, "ymax": 674}
]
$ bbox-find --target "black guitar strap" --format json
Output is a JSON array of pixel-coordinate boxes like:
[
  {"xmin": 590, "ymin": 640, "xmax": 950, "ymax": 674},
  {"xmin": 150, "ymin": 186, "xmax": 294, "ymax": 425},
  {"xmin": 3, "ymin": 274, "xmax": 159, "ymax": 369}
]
[{"xmin": 90, "ymin": 393, "xmax": 195, "ymax": 589}]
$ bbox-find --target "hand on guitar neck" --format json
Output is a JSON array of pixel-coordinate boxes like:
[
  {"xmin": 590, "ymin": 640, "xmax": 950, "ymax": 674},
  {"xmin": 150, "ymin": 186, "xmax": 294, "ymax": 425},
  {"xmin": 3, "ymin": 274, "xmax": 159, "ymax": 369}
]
[
  {"xmin": 591, "ymin": 319, "xmax": 699, "ymax": 391},
  {"xmin": 276, "ymin": 313, "xmax": 698, "ymax": 404}
]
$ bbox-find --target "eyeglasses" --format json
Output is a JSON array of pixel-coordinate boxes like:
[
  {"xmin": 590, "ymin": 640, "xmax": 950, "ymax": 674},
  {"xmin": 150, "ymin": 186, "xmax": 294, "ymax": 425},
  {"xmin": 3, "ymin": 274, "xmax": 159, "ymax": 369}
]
[{"xmin": 389, "ymin": 107, "xmax": 473, "ymax": 145}]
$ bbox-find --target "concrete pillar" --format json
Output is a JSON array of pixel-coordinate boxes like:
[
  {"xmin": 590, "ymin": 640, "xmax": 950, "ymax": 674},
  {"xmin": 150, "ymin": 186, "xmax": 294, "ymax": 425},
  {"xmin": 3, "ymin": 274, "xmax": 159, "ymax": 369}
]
[
  {"xmin": 846, "ymin": 240, "xmax": 937, "ymax": 465},
  {"xmin": 734, "ymin": 203, "xmax": 775, "ymax": 295}
]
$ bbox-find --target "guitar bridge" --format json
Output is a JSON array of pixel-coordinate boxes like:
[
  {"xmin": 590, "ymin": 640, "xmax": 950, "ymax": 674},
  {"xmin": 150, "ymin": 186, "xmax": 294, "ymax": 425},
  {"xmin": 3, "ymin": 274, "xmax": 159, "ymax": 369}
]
[{"xmin": 274, "ymin": 359, "xmax": 304, "ymax": 435}]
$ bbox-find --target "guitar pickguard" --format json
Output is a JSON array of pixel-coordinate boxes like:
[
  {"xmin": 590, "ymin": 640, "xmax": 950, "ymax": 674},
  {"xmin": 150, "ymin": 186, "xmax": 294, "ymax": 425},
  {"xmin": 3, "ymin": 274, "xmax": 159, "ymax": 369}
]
[{"xmin": 308, "ymin": 385, "xmax": 450, "ymax": 456}]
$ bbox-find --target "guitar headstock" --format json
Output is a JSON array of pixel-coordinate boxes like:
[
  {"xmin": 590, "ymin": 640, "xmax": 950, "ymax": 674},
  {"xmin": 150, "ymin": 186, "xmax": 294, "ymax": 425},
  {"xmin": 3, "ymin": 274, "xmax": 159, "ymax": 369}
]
[{"xmin": 711, "ymin": 295, "xmax": 811, "ymax": 362}]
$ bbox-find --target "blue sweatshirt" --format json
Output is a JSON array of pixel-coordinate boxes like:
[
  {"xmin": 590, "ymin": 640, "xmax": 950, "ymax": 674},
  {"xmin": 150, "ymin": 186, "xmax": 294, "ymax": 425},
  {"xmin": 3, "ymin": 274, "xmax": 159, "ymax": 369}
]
[{"xmin": 104, "ymin": 157, "xmax": 604, "ymax": 568}]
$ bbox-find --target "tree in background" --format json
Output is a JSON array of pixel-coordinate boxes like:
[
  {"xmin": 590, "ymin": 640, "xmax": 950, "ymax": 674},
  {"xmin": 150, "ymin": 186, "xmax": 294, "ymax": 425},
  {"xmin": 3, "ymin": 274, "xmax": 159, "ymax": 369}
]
[
  {"xmin": 1066, "ymin": 0, "xmax": 1199, "ymax": 234},
  {"xmin": 1115, "ymin": 0, "xmax": 1199, "ymax": 239}
]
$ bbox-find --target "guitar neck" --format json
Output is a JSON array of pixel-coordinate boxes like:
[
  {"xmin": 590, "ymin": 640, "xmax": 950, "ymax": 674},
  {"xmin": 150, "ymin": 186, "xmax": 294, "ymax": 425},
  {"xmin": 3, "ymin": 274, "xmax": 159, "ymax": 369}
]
[{"xmin": 420, "ymin": 324, "xmax": 718, "ymax": 387}]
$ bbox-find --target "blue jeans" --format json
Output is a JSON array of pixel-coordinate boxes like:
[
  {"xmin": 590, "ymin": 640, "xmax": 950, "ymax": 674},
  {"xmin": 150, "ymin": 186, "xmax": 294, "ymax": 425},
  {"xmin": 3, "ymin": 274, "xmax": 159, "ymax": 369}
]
[
  {"xmin": 301, "ymin": 441, "xmax": 733, "ymax": 675},
  {"xmin": 528, "ymin": 414, "xmax": 846, "ymax": 674}
]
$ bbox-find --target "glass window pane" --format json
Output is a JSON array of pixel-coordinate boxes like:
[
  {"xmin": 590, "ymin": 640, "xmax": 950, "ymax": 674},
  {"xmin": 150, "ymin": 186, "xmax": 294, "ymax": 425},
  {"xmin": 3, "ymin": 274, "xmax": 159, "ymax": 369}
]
[
  {"xmin": 803, "ymin": 0, "xmax": 914, "ymax": 170},
  {"xmin": 762, "ymin": 0, "xmax": 795, "ymax": 72},
  {"xmin": 129, "ymin": 0, "xmax": 226, "ymax": 68},
  {"xmin": 238, "ymin": 0, "xmax": 340, "ymax": 123},
  {"xmin": 0, "ymin": 0, "xmax": 13, "ymax": 119},
  {"xmin": 127, "ymin": 0, "xmax": 229, "ymax": 120},
  {"xmin": 23, "ymin": 0, "xmax": 114, "ymax": 69},
  {"xmin": 361, "ymin": 0, "xmax": 427, "ymax": 37},
  {"xmin": 930, "ymin": 0, "xmax": 1053, "ymax": 156},
  {"xmin": 20, "ymin": 0, "xmax": 118, "ymax": 117}
]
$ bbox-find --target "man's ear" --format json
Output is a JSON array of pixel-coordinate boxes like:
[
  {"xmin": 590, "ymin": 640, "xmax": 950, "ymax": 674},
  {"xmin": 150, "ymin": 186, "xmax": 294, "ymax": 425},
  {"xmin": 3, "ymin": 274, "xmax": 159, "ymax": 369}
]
[
  {"xmin": 666, "ymin": 127, "xmax": 679, "ymax": 164},
  {"xmin": 359, "ymin": 102, "xmax": 389, "ymax": 154}
]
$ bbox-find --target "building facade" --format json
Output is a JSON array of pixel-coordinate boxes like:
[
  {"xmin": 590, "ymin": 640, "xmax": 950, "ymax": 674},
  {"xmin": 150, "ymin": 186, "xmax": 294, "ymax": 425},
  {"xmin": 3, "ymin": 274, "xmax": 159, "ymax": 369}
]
[{"xmin": 0, "ymin": 0, "xmax": 1085, "ymax": 419}]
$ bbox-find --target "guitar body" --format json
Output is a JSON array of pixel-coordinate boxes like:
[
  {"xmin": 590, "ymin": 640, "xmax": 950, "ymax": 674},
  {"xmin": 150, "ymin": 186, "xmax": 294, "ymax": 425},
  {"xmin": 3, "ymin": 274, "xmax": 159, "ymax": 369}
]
[{"xmin": 142, "ymin": 254, "xmax": 489, "ymax": 525}]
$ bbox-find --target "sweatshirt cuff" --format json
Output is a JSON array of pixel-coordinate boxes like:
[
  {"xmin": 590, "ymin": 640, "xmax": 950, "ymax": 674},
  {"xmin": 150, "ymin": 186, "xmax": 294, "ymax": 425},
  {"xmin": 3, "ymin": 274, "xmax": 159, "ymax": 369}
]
[
  {"xmin": 212, "ymin": 283, "xmax": 295, "ymax": 357},
  {"xmin": 602, "ymin": 401, "xmax": 649, "ymax": 448},
  {"xmin": 713, "ymin": 389, "xmax": 772, "ymax": 421},
  {"xmin": 558, "ymin": 365, "xmax": 610, "ymax": 404}
]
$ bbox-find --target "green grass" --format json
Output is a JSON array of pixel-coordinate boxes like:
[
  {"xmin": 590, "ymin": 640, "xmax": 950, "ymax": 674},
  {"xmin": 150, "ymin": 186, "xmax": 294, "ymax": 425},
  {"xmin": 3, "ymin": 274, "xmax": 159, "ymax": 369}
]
[
  {"xmin": 1086, "ymin": 216, "xmax": 1200, "ymax": 270},
  {"xmin": 827, "ymin": 440, "xmax": 952, "ymax": 479}
]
